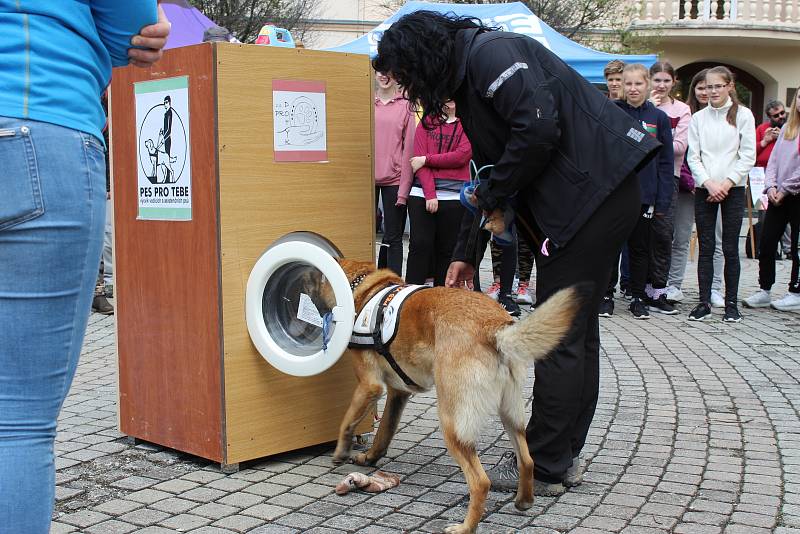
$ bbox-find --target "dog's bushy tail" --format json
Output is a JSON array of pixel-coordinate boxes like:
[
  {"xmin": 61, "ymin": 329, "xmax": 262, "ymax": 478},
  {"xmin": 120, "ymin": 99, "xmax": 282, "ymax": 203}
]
[{"xmin": 495, "ymin": 286, "xmax": 582, "ymax": 365}]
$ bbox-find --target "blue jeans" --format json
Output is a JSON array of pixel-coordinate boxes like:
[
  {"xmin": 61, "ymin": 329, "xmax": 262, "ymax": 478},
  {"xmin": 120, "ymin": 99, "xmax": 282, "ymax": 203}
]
[{"xmin": 0, "ymin": 117, "xmax": 106, "ymax": 533}]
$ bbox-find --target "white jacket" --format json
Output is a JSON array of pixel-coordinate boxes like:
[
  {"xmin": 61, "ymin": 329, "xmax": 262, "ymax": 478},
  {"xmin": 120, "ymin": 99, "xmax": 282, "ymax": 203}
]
[{"xmin": 687, "ymin": 98, "xmax": 756, "ymax": 188}]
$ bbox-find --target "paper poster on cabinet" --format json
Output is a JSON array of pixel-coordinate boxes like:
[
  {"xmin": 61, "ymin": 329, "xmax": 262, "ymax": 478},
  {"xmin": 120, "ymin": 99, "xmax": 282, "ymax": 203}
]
[
  {"xmin": 135, "ymin": 76, "xmax": 192, "ymax": 221},
  {"xmin": 273, "ymin": 80, "xmax": 327, "ymax": 162}
]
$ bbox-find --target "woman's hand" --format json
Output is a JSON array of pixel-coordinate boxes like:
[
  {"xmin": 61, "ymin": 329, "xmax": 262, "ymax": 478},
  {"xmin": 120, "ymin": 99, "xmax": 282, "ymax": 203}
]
[
  {"xmin": 767, "ymin": 187, "xmax": 780, "ymax": 205},
  {"xmin": 649, "ymin": 90, "xmax": 663, "ymax": 107},
  {"xmin": 128, "ymin": 5, "xmax": 171, "ymax": 68},
  {"xmin": 425, "ymin": 199, "xmax": 438, "ymax": 213},
  {"xmin": 410, "ymin": 156, "xmax": 426, "ymax": 173},
  {"xmin": 705, "ymin": 179, "xmax": 729, "ymax": 202},
  {"xmin": 774, "ymin": 190, "xmax": 786, "ymax": 206},
  {"xmin": 445, "ymin": 261, "xmax": 474, "ymax": 290}
]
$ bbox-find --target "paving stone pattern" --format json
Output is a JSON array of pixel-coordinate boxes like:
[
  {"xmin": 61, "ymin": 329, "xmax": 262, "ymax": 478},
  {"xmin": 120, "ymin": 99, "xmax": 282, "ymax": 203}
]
[{"xmin": 51, "ymin": 249, "xmax": 800, "ymax": 533}]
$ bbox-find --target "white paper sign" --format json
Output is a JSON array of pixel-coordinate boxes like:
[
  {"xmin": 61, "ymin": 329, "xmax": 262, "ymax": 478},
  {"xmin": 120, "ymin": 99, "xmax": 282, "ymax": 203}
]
[
  {"xmin": 749, "ymin": 167, "xmax": 766, "ymax": 209},
  {"xmin": 134, "ymin": 76, "xmax": 192, "ymax": 221},
  {"xmin": 297, "ymin": 293, "xmax": 323, "ymax": 328},
  {"xmin": 273, "ymin": 80, "xmax": 327, "ymax": 162}
]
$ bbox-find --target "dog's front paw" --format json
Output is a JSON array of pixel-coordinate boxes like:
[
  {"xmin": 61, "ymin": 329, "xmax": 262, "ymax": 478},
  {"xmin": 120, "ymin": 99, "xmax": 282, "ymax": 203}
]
[
  {"xmin": 351, "ymin": 452, "xmax": 377, "ymax": 466},
  {"xmin": 443, "ymin": 523, "xmax": 474, "ymax": 534},
  {"xmin": 331, "ymin": 453, "xmax": 350, "ymax": 466},
  {"xmin": 514, "ymin": 496, "xmax": 534, "ymax": 511}
]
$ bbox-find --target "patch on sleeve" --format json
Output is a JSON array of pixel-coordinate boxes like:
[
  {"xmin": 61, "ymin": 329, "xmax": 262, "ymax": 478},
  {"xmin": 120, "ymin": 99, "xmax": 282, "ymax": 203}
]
[
  {"xmin": 626, "ymin": 127, "xmax": 645, "ymax": 142},
  {"xmin": 485, "ymin": 62, "xmax": 529, "ymax": 98}
]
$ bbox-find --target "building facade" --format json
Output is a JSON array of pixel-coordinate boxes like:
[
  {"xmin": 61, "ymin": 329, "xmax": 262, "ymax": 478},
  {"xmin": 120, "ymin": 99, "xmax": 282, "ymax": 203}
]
[
  {"xmin": 305, "ymin": 0, "xmax": 799, "ymax": 120},
  {"xmin": 631, "ymin": 0, "xmax": 800, "ymax": 119},
  {"xmin": 304, "ymin": 0, "xmax": 386, "ymax": 49}
]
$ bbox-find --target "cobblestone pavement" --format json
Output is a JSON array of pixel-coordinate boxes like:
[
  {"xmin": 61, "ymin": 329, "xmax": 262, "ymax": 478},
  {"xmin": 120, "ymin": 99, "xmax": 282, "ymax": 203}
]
[{"xmin": 51, "ymin": 252, "xmax": 800, "ymax": 534}]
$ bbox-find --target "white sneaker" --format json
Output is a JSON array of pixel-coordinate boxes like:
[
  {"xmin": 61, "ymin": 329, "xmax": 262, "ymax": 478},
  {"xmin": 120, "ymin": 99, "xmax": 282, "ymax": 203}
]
[
  {"xmin": 771, "ymin": 292, "xmax": 800, "ymax": 311},
  {"xmin": 665, "ymin": 286, "xmax": 684, "ymax": 303},
  {"xmin": 486, "ymin": 282, "xmax": 501, "ymax": 301},
  {"xmin": 743, "ymin": 289, "xmax": 771, "ymax": 308},
  {"xmin": 710, "ymin": 290, "xmax": 725, "ymax": 308}
]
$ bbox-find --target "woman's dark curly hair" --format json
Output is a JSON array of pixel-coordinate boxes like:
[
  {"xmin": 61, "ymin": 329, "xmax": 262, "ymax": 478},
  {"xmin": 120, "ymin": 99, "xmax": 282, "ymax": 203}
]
[{"xmin": 373, "ymin": 10, "xmax": 494, "ymax": 126}]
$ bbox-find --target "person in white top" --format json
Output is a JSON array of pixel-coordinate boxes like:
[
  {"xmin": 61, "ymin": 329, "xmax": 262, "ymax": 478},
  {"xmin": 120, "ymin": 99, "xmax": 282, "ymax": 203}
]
[{"xmin": 686, "ymin": 66, "xmax": 756, "ymax": 322}]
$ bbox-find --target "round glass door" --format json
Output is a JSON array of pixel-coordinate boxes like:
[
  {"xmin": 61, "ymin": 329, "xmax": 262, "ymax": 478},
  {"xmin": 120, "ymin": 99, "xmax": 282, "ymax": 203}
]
[{"xmin": 245, "ymin": 238, "xmax": 355, "ymax": 376}]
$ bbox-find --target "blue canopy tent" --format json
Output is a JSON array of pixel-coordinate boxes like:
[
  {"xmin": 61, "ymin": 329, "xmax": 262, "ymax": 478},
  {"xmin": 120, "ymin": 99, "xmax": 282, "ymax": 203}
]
[{"xmin": 326, "ymin": 1, "xmax": 656, "ymax": 84}]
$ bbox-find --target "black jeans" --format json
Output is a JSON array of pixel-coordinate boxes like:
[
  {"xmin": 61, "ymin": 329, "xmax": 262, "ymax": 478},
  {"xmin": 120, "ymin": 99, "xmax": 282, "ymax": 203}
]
[
  {"xmin": 406, "ymin": 197, "xmax": 465, "ymax": 286},
  {"xmin": 519, "ymin": 173, "xmax": 640, "ymax": 483},
  {"xmin": 375, "ymin": 185, "xmax": 407, "ymax": 277},
  {"xmin": 695, "ymin": 186, "xmax": 746, "ymax": 304},
  {"xmin": 627, "ymin": 207, "xmax": 653, "ymax": 300},
  {"xmin": 758, "ymin": 194, "xmax": 800, "ymax": 293},
  {"xmin": 648, "ymin": 178, "xmax": 678, "ymax": 289}
]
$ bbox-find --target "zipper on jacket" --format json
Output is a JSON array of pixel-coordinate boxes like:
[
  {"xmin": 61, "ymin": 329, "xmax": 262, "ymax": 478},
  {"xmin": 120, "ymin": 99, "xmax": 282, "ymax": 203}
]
[{"xmin": 0, "ymin": 129, "xmax": 16, "ymax": 138}]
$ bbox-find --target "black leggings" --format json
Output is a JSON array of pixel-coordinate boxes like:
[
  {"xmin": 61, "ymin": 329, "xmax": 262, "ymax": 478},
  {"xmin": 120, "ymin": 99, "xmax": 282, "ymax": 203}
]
[
  {"xmin": 473, "ymin": 231, "xmax": 517, "ymax": 294},
  {"xmin": 375, "ymin": 185, "xmax": 407, "ymax": 277},
  {"xmin": 405, "ymin": 197, "xmax": 466, "ymax": 286},
  {"xmin": 695, "ymin": 187, "xmax": 745, "ymax": 304},
  {"xmin": 758, "ymin": 194, "xmax": 800, "ymax": 293}
]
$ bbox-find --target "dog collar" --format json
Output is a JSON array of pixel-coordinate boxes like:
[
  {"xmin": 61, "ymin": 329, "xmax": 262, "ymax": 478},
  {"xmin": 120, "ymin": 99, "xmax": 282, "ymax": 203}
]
[{"xmin": 350, "ymin": 273, "xmax": 368, "ymax": 291}]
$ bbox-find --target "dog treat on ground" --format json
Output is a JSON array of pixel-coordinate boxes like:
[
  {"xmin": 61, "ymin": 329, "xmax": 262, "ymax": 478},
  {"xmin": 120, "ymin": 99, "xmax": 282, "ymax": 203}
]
[{"xmin": 335, "ymin": 470, "xmax": 400, "ymax": 495}]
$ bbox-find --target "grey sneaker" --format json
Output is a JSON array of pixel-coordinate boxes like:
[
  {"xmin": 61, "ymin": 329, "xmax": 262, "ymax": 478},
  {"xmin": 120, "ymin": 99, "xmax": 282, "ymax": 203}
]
[
  {"xmin": 536, "ymin": 479, "xmax": 566, "ymax": 496},
  {"xmin": 486, "ymin": 451, "xmax": 519, "ymax": 492},
  {"xmin": 486, "ymin": 451, "xmax": 566, "ymax": 496},
  {"xmin": 563, "ymin": 456, "xmax": 585, "ymax": 487}
]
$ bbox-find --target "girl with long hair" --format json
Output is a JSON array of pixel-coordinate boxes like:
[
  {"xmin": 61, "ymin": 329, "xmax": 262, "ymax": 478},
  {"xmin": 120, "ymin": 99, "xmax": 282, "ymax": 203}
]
[
  {"xmin": 374, "ymin": 71, "xmax": 415, "ymax": 276},
  {"xmin": 686, "ymin": 66, "xmax": 756, "ymax": 322},
  {"xmin": 644, "ymin": 61, "xmax": 690, "ymax": 313},
  {"xmin": 743, "ymin": 88, "xmax": 800, "ymax": 311},
  {"xmin": 616, "ymin": 63, "xmax": 674, "ymax": 319},
  {"xmin": 667, "ymin": 69, "xmax": 725, "ymax": 306},
  {"xmin": 404, "ymin": 100, "xmax": 471, "ymax": 287}
]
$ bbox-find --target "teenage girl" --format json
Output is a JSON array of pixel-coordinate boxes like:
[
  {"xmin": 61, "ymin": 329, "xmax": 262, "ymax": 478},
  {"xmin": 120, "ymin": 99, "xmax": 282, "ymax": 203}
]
[
  {"xmin": 404, "ymin": 101, "xmax": 471, "ymax": 286},
  {"xmin": 686, "ymin": 66, "xmax": 756, "ymax": 322}
]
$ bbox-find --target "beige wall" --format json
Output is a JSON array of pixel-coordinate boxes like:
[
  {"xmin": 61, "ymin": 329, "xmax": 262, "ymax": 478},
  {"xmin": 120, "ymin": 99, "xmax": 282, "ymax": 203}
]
[
  {"xmin": 309, "ymin": 0, "xmax": 386, "ymax": 49},
  {"xmin": 657, "ymin": 42, "xmax": 799, "ymax": 111}
]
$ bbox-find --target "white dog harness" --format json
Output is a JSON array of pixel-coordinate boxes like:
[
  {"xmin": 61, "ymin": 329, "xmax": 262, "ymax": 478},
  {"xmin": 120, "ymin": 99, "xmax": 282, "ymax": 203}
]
[{"xmin": 349, "ymin": 284, "xmax": 429, "ymax": 387}]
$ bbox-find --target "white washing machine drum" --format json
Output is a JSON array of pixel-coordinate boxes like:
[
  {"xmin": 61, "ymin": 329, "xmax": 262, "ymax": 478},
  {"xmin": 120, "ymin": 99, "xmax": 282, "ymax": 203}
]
[{"xmin": 245, "ymin": 233, "xmax": 356, "ymax": 377}]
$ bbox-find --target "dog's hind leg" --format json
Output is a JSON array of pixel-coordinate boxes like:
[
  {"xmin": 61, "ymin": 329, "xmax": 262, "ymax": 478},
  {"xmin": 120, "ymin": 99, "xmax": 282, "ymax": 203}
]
[
  {"xmin": 332, "ymin": 381, "xmax": 384, "ymax": 465},
  {"xmin": 499, "ymin": 374, "xmax": 535, "ymax": 510},
  {"xmin": 353, "ymin": 386, "xmax": 410, "ymax": 466},
  {"xmin": 440, "ymin": 422, "xmax": 489, "ymax": 534}
]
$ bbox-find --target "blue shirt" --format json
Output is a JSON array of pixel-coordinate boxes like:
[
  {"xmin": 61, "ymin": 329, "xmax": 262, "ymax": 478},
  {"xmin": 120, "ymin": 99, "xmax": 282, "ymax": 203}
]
[{"xmin": 0, "ymin": 1, "xmax": 158, "ymax": 142}]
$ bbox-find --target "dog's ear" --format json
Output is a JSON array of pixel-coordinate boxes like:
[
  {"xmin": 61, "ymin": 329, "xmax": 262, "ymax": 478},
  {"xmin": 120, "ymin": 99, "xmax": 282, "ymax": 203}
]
[{"xmin": 337, "ymin": 259, "xmax": 376, "ymax": 281}]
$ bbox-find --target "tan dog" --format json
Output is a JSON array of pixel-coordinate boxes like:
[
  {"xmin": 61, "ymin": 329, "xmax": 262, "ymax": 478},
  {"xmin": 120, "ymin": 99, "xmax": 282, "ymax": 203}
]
[{"xmin": 321, "ymin": 260, "xmax": 579, "ymax": 534}]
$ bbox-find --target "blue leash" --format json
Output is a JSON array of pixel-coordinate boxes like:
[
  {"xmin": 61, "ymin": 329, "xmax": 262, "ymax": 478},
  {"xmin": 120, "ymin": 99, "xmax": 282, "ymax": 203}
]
[{"xmin": 321, "ymin": 311, "xmax": 333, "ymax": 352}]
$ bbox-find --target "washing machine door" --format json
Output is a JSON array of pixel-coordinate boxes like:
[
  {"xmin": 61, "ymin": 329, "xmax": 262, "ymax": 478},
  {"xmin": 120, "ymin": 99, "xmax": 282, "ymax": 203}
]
[{"xmin": 245, "ymin": 237, "xmax": 355, "ymax": 377}]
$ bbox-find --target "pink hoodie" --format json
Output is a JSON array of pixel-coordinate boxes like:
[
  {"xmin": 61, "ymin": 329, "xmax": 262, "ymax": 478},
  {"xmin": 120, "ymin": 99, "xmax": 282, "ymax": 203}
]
[
  {"xmin": 657, "ymin": 98, "xmax": 691, "ymax": 176},
  {"xmin": 374, "ymin": 94, "xmax": 415, "ymax": 191}
]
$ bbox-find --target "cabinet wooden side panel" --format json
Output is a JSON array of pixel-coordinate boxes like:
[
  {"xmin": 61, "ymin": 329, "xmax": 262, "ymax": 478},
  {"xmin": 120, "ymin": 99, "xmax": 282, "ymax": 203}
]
[
  {"xmin": 215, "ymin": 44, "xmax": 375, "ymax": 463},
  {"xmin": 111, "ymin": 44, "xmax": 224, "ymax": 462}
]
